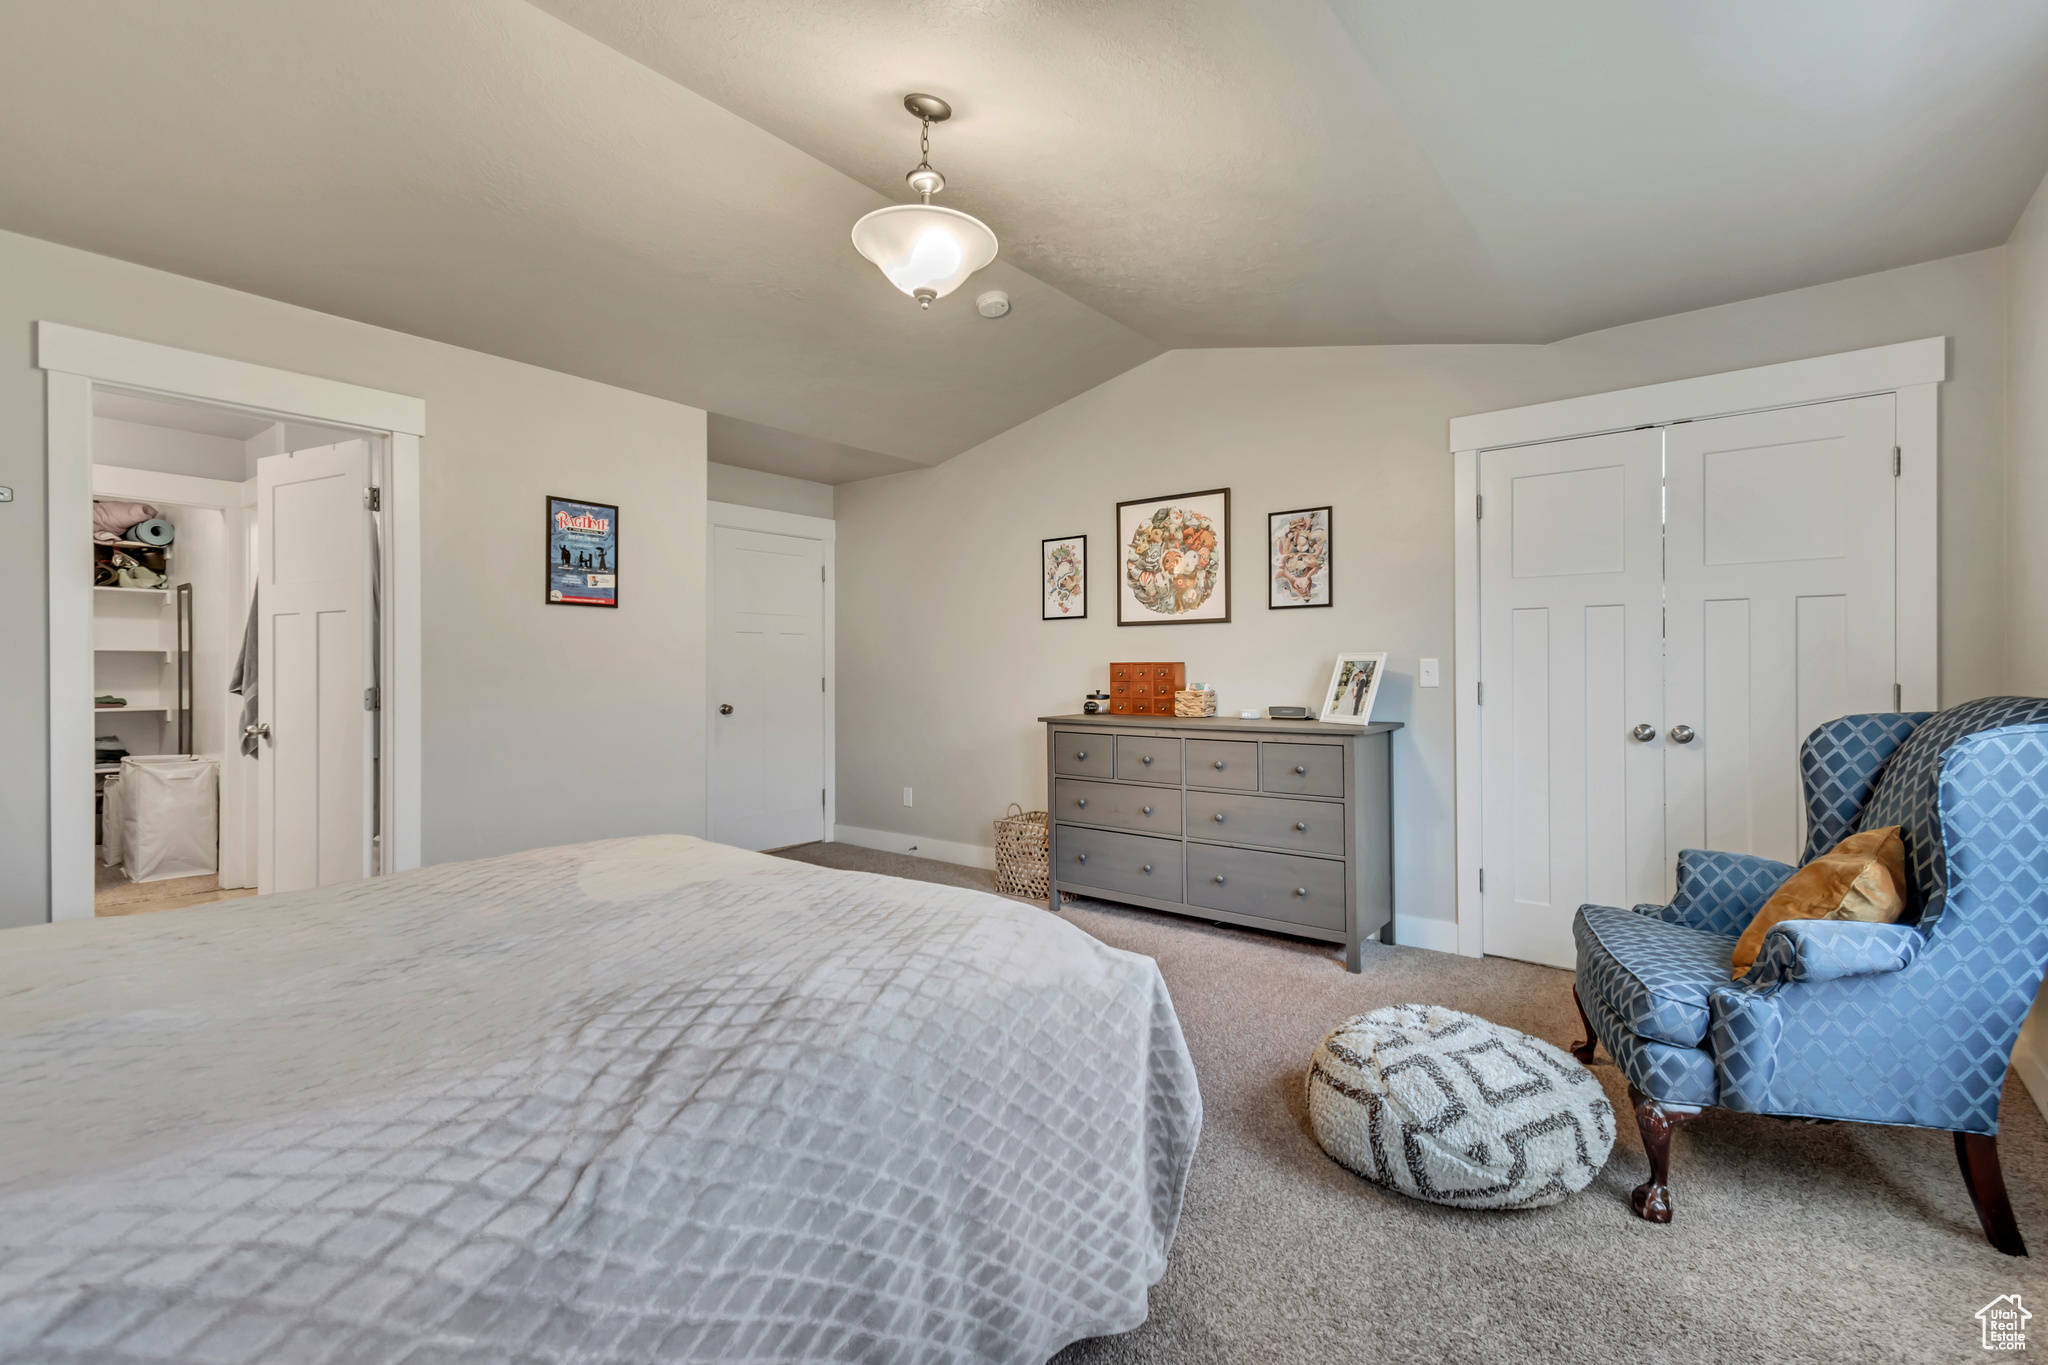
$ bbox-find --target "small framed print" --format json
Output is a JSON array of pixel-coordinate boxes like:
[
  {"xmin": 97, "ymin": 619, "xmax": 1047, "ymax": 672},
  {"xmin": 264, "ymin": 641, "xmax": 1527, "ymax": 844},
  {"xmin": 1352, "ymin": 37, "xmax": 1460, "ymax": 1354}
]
[
  {"xmin": 1117, "ymin": 487, "xmax": 1230, "ymax": 626},
  {"xmin": 546, "ymin": 495, "xmax": 618, "ymax": 607},
  {"xmin": 1043, "ymin": 535, "xmax": 1087, "ymax": 619},
  {"xmin": 1269, "ymin": 506, "xmax": 1332, "ymax": 609},
  {"xmin": 1320, "ymin": 652, "xmax": 1387, "ymax": 723}
]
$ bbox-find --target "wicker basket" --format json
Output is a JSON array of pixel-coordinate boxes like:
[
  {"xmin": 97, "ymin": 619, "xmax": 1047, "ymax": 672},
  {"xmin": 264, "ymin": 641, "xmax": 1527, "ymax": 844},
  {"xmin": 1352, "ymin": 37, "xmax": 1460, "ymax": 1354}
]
[
  {"xmin": 994, "ymin": 803, "xmax": 1050, "ymax": 902},
  {"xmin": 1174, "ymin": 688, "xmax": 1218, "ymax": 716}
]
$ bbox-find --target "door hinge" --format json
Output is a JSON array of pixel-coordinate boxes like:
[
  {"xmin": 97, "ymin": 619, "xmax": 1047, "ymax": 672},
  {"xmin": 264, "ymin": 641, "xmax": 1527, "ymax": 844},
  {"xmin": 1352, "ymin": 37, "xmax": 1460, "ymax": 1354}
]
[
  {"xmin": 1893, "ymin": 447, "xmax": 1901, "ymax": 477},
  {"xmin": 1475, "ymin": 493, "xmax": 1484, "ymax": 520},
  {"xmin": 1894, "ymin": 682, "xmax": 1902, "ymax": 712},
  {"xmin": 364, "ymin": 686, "xmax": 380, "ymax": 712},
  {"xmin": 821, "ymin": 565, "xmax": 826, "ymax": 582},
  {"xmin": 1476, "ymin": 681, "xmax": 1483, "ymax": 705},
  {"xmin": 1478, "ymin": 868, "xmax": 1485, "ymax": 893},
  {"xmin": 364, "ymin": 486, "xmax": 381, "ymax": 511},
  {"xmin": 821, "ymin": 676, "xmax": 826, "ymax": 693},
  {"xmin": 822, "ymin": 787, "xmax": 827, "ymax": 808}
]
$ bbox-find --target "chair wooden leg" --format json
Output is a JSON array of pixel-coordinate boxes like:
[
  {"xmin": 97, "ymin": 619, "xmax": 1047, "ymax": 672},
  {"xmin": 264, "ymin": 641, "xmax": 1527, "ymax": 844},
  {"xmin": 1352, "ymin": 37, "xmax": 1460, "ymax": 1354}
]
[
  {"xmin": 1956, "ymin": 1132, "xmax": 2029, "ymax": 1256},
  {"xmin": 1570, "ymin": 986, "xmax": 1598, "ymax": 1064},
  {"xmin": 1629, "ymin": 1092, "xmax": 1698, "ymax": 1223}
]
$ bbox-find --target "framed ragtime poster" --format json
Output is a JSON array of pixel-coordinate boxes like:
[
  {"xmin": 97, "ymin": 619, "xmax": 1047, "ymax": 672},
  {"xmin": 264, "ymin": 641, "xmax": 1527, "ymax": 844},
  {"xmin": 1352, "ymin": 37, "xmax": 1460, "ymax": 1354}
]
[
  {"xmin": 1042, "ymin": 534, "xmax": 1087, "ymax": 619},
  {"xmin": 1269, "ymin": 505, "xmax": 1332, "ymax": 609},
  {"xmin": 546, "ymin": 495, "xmax": 619, "ymax": 607},
  {"xmin": 1116, "ymin": 487, "xmax": 1230, "ymax": 626}
]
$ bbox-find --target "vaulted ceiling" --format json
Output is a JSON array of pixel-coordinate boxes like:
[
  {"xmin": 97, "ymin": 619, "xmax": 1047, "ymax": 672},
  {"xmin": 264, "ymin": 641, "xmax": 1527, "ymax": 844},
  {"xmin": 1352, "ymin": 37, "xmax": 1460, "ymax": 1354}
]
[{"xmin": 4, "ymin": 1, "xmax": 2046, "ymax": 481}]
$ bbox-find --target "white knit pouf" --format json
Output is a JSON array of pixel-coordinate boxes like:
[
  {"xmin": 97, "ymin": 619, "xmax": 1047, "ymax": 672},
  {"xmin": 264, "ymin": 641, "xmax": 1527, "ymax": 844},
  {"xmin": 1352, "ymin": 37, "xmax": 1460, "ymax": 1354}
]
[{"xmin": 1307, "ymin": 1004, "xmax": 1615, "ymax": 1209}]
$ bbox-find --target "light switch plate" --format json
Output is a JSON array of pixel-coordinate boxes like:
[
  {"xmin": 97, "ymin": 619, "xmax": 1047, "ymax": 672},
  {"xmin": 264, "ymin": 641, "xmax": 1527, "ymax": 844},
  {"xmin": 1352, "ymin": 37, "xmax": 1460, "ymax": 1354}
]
[
  {"xmin": 1420, "ymin": 658, "xmax": 1440, "ymax": 688},
  {"xmin": 903, "ymin": 787, "xmax": 913, "ymax": 807},
  {"xmin": 0, "ymin": 486, "xmax": 12, "ymax": 502}
]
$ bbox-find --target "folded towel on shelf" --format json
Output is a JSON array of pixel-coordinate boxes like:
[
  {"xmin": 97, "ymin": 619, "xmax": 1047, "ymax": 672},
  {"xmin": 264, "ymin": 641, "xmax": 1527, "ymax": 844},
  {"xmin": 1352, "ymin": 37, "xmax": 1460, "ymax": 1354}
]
[
  {"xmin": 95, "ymin": 696, "xmax": 126, "ymax": 708},
  {"xmin": 92, "ymin": 501, "xmax": 158, "ymax": 544}
]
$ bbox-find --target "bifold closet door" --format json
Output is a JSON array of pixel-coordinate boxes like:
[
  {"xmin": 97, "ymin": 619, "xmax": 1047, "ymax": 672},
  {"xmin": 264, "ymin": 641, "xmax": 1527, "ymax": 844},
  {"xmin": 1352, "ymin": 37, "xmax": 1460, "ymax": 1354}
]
[
  {"xmin": 256, "ymin": 442, "xmax": 375, "ymax": 895},
  {"xmin": 1479, "ymin": 428, "xmax": 1665, "ymax": 969},
  {"xmin": 1663, "ymin": 394, "xmax": 1898, "ymax": 869}
]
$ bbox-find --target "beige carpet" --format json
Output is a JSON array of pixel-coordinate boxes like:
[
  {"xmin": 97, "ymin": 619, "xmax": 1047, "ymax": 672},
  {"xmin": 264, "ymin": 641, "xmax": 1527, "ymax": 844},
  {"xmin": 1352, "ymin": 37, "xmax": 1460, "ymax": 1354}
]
[{"xmin": 772, "ymin": 841, "xmax": 2046, "ymax": 1364}]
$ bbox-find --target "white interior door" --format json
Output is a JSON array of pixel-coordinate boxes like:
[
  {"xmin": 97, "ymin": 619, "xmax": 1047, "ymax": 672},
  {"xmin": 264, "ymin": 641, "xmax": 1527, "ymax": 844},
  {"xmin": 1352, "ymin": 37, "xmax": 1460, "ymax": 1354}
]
[
  {"xmin": 709, "ymin": 525, "xmax": 825, "ymax": 851},
  {"xmin": 1480, "ymin": 428, "xmax": 1666, "ymax": 968},
  {"xmin": 1664, "ymin": 394, "xmax": 1898, "ymax": 868},
  {"xmin": 257, "ymin": 442, "xmax": 374, "ymax": 893}
]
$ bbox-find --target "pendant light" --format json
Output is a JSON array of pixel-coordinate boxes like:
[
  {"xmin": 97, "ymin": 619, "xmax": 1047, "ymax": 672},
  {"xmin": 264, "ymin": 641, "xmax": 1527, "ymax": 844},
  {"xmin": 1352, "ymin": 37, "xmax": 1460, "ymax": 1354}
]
[{"xmin": 851, "ymin": 94, "xmax": 998, "ymax": 310}]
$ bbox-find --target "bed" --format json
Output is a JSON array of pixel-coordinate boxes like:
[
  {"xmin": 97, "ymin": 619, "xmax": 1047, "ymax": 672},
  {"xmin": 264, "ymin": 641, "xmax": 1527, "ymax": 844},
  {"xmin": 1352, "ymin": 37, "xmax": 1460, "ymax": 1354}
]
[{"xmin": 0, "ymin": 836, "xmax": 1201, "ymax": 1363}]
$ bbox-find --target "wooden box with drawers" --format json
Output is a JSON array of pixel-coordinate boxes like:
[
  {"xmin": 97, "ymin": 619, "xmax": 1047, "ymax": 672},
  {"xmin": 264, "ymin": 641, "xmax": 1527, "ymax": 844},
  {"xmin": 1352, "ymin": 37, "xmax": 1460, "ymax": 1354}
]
[{"xmin": 1107, "ymin": 661, "xmax": 1186, "ymax": 716}]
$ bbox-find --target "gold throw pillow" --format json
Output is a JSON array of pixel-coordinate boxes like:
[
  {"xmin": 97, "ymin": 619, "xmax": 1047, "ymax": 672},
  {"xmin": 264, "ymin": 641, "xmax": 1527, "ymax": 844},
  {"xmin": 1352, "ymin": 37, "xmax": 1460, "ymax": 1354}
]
[{"xmin": 1729, "ymin": 827, "xmax": 1906, "ymax": 978}]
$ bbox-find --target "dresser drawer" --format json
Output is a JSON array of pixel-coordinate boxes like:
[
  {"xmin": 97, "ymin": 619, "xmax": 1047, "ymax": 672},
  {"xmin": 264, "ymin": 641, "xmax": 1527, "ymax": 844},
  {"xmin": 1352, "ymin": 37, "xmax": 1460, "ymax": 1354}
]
[
  {"xmin": 1052, "ymin": 730, "xmax": 1112, "ymax": 778},
  {"xmin": 1262, "ymin": 742, "xmax": 1346, "ymax": 798},
  {"xmin": 1186, "ymin": 790, "xmax": 1343, "ymax": 856},
  {"xmin": 1054, "ymin": 778, "xmax": 1183, "ymax": 836},
  {"xmin": 1115, "ymin": 734, "xmax": 1184, "ymax": 784},
  {"xmin": 1186, "ymin": 844, "xmax": 1345, "ymax": 931},
  {"xmin": 1186, "ymin": 739, "xmax": 1259, "ymax": 791},
  {"xmin": 1055, "ymin": 825, "xmax": 1183, "ymax": 904}
]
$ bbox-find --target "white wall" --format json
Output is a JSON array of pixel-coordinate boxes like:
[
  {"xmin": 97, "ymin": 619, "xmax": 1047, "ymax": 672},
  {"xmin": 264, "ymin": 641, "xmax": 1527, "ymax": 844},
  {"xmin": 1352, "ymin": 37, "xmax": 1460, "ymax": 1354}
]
[
  {"xmin": 707, "ymin": 461, "xmax": 834, "ymax": 519},
  {"xmin": 0, "ymin": 228, "xmax": 708, "ymax": 928},
  {"xmin": 93, "ymin": 417, "xmax": 246, "ymax": 482},
  {"xmin": 834, "ymin": 249, "xmax": 2011, "ymax": 936}
]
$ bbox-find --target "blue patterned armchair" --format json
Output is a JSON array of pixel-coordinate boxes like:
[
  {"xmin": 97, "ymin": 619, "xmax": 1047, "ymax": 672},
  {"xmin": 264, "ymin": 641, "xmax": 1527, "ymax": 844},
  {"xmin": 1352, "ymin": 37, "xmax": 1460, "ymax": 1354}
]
[{"xmin": 1571, "ymin": 696, "xmax": 2048, "ymax": 1256}]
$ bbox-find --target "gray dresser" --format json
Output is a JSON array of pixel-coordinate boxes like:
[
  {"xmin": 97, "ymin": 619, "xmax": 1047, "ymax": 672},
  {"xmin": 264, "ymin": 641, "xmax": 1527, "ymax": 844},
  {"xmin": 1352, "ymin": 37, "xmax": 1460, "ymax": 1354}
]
[{"xmin": 1040, "ymin": 714, "xmax": 1400, "ymax": 972}]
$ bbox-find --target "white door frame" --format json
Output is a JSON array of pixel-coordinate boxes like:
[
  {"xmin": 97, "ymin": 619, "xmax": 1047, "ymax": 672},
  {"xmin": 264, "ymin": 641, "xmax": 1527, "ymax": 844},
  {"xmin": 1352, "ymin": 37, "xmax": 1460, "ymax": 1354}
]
[
  {"xmin": 705, "ymin": 500, "xmax": 836, "ymax": 845},
  {"xmin": 1449, "ymin": 336, "xmax": 1945, "ymax": 958},
  {"xmin": 40, "ymin": 321, "xmax": 426, "ymax": 922}
]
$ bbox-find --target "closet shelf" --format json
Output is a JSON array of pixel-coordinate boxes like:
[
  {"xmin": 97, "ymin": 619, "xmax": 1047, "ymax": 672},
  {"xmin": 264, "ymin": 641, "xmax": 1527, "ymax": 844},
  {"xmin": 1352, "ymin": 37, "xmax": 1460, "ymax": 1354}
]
[
  {"xmin": 92, "ymin": 585, "xmax": 172, "ymax": 598},
  {"xmin": 94, "ymin": 647, "xmax": 172, "ymax": 660},
  {"xmin": 95, "ymin": 705, "xmax": 169, "ymax": 714}
]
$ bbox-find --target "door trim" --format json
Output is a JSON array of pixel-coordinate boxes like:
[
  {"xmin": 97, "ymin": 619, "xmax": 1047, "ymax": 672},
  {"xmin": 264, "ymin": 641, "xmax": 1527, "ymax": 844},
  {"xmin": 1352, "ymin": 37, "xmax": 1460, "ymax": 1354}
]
[
  {"xmin": 705, "ymin": 501, "xmax": 836, "ymax": 846},
  {"xmin": 40, "ymin": 322, "xmax": 423, "ymax": 922},
  {"xmin": 1450, "ymin": 338, "xmax": 1945, "ymax": 958}
]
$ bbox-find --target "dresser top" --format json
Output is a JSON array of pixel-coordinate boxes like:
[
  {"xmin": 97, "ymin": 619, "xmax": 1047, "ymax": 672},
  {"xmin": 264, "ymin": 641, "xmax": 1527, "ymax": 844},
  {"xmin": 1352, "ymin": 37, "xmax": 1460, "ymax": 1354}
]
[{"xmin": 1040, "ymin": 713, "xmax": 1402, "ymax": 738}]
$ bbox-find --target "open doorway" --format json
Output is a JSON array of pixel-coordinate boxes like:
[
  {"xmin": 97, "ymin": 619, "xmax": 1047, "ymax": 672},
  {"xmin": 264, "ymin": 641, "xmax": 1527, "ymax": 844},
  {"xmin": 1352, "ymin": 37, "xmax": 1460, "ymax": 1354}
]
[
  {"xmin": 41, "ymin": 322, "xmax": 425, "ymax": 924},
  {"xmin": 88, "ymin": 391, "xmax": 368, "ymax": 914}
]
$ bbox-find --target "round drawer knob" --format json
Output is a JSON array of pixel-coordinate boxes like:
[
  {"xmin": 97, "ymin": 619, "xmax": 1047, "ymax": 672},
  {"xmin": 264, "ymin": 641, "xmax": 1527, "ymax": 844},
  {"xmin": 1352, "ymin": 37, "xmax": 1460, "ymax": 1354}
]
[
  {"xmin": 1142, "ymin": 755, "xmax": 1154, "ymax": 765},
  {"xmin": 1076, "ymin": 750, "xmax": 1087, "ymax": 760},
  {"xmin": 1213, "ymin": 813, "xmax": 1225, "ymax": 823},
  {"xmin": 1294, "ymin": 764, "xmax": 1307, "ymax": 775},
  {"xmin": 1212, "ymin": 875, "xmax": 1226, "ymax": 885},
  {"xmin": 1142, "ymin": 863, "xmax": 1153, "ymax": 874},
  {"xmin": 1142, "ymin": 805, "xmax": 1153, "ymax": 816},
  {"xmin": 1213, "ymin": 760, "xmax": 1226, "ymax": 770},
  {"xmin": 1294, "ymin": 887, "xmax": 1308, "ymax": 897},
  {"xmin": 1077, "ymin": 853, "xmax": 1088, "ymax": 863},
  {"xmin": 1077, "ymin": 798, "xmax": 1088, "ymax": 808},
  {"xmin": 1294, "ymin": 821, "xmax": 1308, "ymax": 832}
]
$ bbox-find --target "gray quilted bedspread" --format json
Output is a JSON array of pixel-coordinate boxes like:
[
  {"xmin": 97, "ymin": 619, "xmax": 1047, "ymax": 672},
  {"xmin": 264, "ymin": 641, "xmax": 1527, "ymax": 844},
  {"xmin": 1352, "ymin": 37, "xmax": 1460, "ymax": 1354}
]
[{"xmin": 0, "ymin": 837, "xmax": 1201, "ymax": 1364}]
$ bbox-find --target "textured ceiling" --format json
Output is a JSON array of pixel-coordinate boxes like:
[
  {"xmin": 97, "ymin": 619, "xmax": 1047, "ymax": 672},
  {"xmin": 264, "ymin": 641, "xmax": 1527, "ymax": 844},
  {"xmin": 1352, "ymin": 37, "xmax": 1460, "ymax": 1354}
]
[{"xmin": 6, "ymin": 1, "xmax": 2048, "ymax": 481}]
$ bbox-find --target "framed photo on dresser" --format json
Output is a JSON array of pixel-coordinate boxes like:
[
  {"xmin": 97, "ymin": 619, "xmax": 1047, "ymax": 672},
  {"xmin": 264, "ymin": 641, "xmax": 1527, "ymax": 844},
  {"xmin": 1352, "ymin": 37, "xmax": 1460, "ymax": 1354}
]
[
  {"xmin": 1042, "ymin": 535, "xmax": 1086, "ymax": 619},
  {"xmin": 1116, "ymin": 487, "xmax": 1230, "ymax": 625},
  {"xmin": 1268, "ymin": 505, "xmax": 1332, "ymax": 608},
  {"xmin": 1320, "ymin": 652, "xmax": 1387, "ymax": 723}
]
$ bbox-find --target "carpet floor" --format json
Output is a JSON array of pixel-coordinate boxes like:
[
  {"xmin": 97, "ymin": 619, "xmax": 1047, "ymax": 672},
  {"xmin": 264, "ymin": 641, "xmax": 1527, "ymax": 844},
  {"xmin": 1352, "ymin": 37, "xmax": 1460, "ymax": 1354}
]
[{"xmin": 770, "ymin": 842, "xmax": 2046, "ymax": 1364}]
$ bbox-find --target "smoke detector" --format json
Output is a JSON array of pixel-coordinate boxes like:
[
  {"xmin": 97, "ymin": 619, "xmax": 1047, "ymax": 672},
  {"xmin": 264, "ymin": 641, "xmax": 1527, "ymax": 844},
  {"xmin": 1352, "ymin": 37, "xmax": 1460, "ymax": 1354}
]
[{"xmin": 976, "ymin": 290, "xmax": 1010, "ymax": 318}]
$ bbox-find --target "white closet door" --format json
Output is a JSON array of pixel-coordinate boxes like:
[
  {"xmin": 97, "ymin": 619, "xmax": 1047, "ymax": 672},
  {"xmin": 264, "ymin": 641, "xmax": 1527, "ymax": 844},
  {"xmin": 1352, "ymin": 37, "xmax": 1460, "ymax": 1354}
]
[
  {"xmin": 1664, "ymin": 394, "xmax": 1897, "ymax": 869},
  {"xmin": 1480, "ymin": 427, "xmax": 1665, "ymax": 968},
  {"xmin": 257, "ymin": 442, "xmax": 374, "ymax": 894},
  {"xmin": 709, "ymin": 525, "xmax": 826, "ymax": 851}
]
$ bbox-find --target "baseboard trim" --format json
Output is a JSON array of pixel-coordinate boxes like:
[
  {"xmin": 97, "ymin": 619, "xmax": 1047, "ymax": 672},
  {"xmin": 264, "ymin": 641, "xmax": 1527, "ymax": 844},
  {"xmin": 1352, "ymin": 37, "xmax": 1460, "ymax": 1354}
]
[
  {"xmin": 2014, "ymin": 1009, "xmax": 2048, "ymax": 1126},
  {"xmin": 1394, "ymin": 914, "xmax": 1460, "ymax": 955},
  {"xmin": 832, "ymin": 824, "xmax": 996, "ymax": 871}
]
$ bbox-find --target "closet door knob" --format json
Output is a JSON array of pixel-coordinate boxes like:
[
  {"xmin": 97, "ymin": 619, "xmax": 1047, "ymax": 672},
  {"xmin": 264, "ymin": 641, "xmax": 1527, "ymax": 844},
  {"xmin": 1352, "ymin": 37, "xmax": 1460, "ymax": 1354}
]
[
  {"xmin": 244, "ymin": 723, "xmax": 270, "ymax": 742},
  {"xmin": 1142, "ymin": 805, "xmax": 1153, "ymax": 816},
  {"xmin": 1294, "ymin": 764, "xmax": 1307, "ymax": 775},
  {"xmin": 1669, "ymin": 724, "xmax": 1696, "ymax": 744},
  {"xmin": 1631, "ymin": 724, "xmax": 1655, "ymax": 742},
  {"xmin": 718, "ymin": 703, "xmax": 733, "ymax": 715},
  {"xmin": 1294, "ymin": 821, "xmax": 1308, "ymax": 832}
]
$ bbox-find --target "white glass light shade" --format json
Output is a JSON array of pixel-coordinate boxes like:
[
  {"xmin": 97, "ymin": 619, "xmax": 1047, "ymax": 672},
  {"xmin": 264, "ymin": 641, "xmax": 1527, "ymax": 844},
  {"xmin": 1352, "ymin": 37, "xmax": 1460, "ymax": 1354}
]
[{"xmin": 850, "ymin": 204, "xmax": 998, "ymax": 306}]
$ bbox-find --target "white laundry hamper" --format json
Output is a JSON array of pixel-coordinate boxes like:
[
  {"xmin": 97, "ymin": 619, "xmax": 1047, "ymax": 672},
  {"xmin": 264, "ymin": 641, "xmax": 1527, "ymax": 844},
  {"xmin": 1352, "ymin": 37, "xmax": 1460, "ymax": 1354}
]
[{"xmin": 119, "ymin": 755, "xmax": 220, "ymax": 883}]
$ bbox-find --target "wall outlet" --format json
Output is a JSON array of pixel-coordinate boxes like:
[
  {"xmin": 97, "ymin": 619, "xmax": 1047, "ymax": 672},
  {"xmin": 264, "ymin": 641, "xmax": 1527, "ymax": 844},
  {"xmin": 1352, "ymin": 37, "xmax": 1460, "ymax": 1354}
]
[
  {"xmin": 903, "ymin": 787, "xmax": 913, "ymax": 807},
  {"xmin": 1420, "ymin": 658, "xmax": 1440, "ymax": 688}
]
